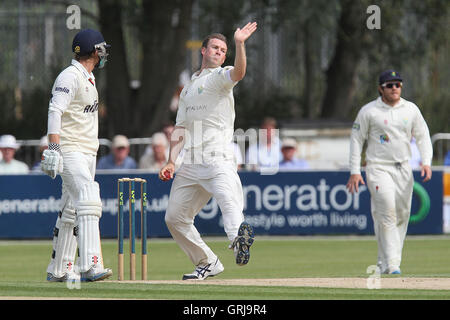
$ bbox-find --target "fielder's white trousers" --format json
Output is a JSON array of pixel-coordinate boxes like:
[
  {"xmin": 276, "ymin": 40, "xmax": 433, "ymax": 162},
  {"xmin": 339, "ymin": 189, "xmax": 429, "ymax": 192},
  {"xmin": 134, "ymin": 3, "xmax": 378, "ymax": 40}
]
[
  {"xmin": 365, "ymin": 162, "xmax": 413, "ymax": 272},
  {"xmin": 165, "ymin": 163, "xmax": 244, "ymax": 266}
]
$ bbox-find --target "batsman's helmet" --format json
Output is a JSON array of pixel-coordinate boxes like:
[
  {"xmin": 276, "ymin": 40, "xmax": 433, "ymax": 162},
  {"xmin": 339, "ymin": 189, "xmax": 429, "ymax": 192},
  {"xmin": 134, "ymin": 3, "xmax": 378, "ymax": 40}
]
[{"xmin": 72, "ymin": 29, "xmax": 110, "ymax": 68}]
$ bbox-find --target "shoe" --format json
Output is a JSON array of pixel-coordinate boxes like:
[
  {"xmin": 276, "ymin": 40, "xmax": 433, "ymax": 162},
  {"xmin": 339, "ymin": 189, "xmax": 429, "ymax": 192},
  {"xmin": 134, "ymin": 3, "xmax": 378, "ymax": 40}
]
[
  {"xmin": 389, "ymin": 269, "xmax": 401, "ymax": 275},
  {"xmin": 182, "ymin": 258, "xmax": 224, "ymax": 280},
  {"xmin": 80, "ymin": 265, "xmax": 113, "ymax": 282},
  {"xmin": 47, "ymin": 270, "xmax": 80, "ymax": 282},
  {"xmin": 376, "ymin": 261, "xmax": 387, "ymax": 274},
  {"xmin": 231, "ymin": 221, "xmax": 254, "ymax": 266}
]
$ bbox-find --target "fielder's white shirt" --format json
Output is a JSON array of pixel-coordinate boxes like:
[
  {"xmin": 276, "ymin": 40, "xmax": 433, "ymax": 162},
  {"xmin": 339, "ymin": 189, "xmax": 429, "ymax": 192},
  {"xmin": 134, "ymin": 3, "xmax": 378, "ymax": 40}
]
[
  {"xmin": 47, "ymin": 59, "xmax": 99, "ymax": 155},
  {"xmin": 175, "ymin": 66, "xmax": 238, "ymax": 179},
  {"xmin": 350, "ymin": 97, "xmax": 433, "ymax": 174}
]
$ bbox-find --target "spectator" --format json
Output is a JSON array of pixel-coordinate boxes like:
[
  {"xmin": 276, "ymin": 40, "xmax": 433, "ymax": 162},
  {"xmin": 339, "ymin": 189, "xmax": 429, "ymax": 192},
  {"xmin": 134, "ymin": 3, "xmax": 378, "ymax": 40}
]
[
  {"xmin": 279, "ymin": 138, "xmax": 309, "ymax": 171},
  {"xmin": 0, "ymin": 134, "xmax": 29, "ymax": 174},
  {"xmin": 245, "ymin": 117, "xmax": 282, "ymax": 173},
  {"xmin": 97, "ymin": 135, "xmax": 137, "ymax": 170},
  {"xmin": 444, "ymin": 150, "xmax": 450, "ymax": 166},
  {"xmin": 139, "ymin": 132, "xmax": 169, "ymax": 171},
  {"xmin": 162, "ymin": 122, "xmax": 175, "ymax": 143},
  {"xmin": 32, "ymin": 135, "xmax": 49, "ymax": 171},
  {"xmin": 142, "ymin": 123, "xmax": 174, "ymax": 159}
]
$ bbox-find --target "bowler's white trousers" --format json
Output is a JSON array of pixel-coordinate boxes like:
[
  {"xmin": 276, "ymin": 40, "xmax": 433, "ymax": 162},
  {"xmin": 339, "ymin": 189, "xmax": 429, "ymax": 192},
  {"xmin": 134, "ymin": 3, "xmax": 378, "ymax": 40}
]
[
  {"xmin": 365, "ymin": 161, "xmax": 413, "ymax": 272},
  {"xmin": 165, "ymin": 162, "xmax": 245, "ymax": 266}
]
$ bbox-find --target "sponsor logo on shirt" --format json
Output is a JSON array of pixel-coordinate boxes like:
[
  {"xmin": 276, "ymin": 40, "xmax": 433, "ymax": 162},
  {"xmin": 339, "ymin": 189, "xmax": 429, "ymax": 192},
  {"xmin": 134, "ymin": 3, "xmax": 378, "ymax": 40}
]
[
  {"xmin": 352, "ymin": 123, "xmax": 360, "ymax": 130},
  {"xmin": 198, "ymin": 86, "xmax": 204, "ymax": 94},
  {"xmin": 55, "ymin": 86, "xmax": 70, "ymax": 94},
  {"xmin": 379, "ymin": 134, "xmax": 390, "ymax": 144},
  {"xmin": 83, "ymin": 100, "xmax": 98, "ymax": 113},
  {"xmin": 186, "ymin": 105, "xmax": 207, "ymax": 113}
]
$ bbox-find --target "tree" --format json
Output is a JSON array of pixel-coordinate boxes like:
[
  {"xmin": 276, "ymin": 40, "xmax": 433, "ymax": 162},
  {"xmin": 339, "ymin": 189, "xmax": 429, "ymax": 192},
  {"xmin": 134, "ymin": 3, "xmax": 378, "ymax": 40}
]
[
  {"xmin": 273, "ymin": 0, "xmax": 339, "ymax": 119},
  {"xmin": 97, "ymin": 0, "xmax": 193, "ymax": 137},
  {"xmin": 320, "ymin": 0, "xmax": 373, "ymax": 119}
]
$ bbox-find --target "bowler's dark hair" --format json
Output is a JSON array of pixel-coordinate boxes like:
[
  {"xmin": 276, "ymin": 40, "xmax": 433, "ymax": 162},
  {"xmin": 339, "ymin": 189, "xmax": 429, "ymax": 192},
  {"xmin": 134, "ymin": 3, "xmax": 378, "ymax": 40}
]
[{"xmin": 202, "ymin": 33, "xmax": 227, "ymax": 48}]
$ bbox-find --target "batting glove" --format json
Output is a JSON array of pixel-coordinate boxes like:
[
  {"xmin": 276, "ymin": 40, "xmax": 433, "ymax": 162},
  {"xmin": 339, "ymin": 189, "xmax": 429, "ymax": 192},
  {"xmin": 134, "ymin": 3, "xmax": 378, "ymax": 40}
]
[{"xmin": 41, "ymin": 143, "xmax": 64, "ymax": 179}]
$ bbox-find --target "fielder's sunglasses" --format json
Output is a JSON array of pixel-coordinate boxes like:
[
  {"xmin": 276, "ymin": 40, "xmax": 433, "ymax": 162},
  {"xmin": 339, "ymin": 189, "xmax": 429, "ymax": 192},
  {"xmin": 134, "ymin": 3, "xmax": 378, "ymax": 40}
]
[{"xmin": 381, "ymin": 82, "xmax": 402, "ymax": 89}]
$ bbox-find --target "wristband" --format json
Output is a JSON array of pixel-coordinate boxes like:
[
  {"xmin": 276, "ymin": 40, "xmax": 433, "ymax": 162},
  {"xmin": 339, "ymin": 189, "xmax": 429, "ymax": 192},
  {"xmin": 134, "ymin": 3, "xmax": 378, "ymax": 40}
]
[{"xmin": 48, "ymin": 143, "xmax": 62, "ymax": 154}]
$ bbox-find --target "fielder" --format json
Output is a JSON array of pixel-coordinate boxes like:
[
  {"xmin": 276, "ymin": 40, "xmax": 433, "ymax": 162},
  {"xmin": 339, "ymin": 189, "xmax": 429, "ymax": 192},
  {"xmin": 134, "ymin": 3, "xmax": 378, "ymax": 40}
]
[
  {"xmin": 159, "ymin": 23, "xmax": 257, "ymax": 280},
  {"xmin": 346, "ymin": 70, "xmax": 433, "ymax": 274},
  {"xmin": 42, "ymin": 29, "xmax": 112, "ymax": 282}
]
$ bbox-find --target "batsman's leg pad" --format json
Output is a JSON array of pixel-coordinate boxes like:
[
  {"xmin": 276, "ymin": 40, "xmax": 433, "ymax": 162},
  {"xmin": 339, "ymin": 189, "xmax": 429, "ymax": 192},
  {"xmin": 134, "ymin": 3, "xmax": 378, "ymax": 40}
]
[
  {"xmin": 46, "ymin": 205, "xmax": 78, "ymax": 277},
  {"xmin": 75, "ymin": 182, "xmax": 103, "ymax": 272},
  {"xmin": 76, "ymin": 181, "xmax": 102, "ymax": 218}
]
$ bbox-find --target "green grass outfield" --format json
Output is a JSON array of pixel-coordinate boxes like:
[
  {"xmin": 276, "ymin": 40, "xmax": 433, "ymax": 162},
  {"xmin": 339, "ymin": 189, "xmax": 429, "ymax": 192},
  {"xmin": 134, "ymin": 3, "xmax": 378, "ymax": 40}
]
[{"xmin": 1, "ymin": 236, "xmax": 450, "ymax": 300}]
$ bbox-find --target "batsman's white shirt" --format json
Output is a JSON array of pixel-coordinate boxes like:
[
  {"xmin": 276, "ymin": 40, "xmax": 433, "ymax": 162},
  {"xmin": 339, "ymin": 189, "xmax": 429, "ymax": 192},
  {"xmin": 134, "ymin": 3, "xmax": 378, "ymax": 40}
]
[{"xmin": 48, "ymin": 59, "xmax": 99, "ymax": 155}]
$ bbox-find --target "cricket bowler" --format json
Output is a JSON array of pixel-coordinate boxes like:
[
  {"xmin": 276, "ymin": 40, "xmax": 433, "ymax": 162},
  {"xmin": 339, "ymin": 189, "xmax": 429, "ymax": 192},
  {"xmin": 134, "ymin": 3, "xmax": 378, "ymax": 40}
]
[{"xmin": 159, "ymin": 22, "xmax": 258, "ymax": 280}]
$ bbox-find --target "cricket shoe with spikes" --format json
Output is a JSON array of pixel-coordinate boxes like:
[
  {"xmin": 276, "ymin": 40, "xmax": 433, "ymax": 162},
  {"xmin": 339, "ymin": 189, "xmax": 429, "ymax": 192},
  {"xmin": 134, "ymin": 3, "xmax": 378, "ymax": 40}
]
[
  {"xmin": 80, "ymin": 264, "xmax": 113, "ymax": 282},
  {"xmin": 182, "ymin": 258, "xmax": 224, "ymax": 280},
  {"xmin": 389, "ymin": 268, "xmax": 401, "ymax": 275},
  {"xmin": 46, "ymin": 270, "xmax": 80, "ymax": 283},
  {"xmin": 231, "ymin": 221, "xmax": 255, "ymax": 266}
]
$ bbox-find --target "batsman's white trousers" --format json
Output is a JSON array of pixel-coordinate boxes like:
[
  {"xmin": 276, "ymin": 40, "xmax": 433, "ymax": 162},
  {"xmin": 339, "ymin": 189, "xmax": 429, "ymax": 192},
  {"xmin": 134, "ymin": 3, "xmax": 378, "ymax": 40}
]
[
  {"xmin": 165, "ymin": 163, "xmax": 245, "ymax": 266},
  {"xmin": 61, "ymin": 152, "xmax": 97, "ymax": 195},
  {"xmin": 365, "ymin": 161, "xmax": 413, "ymax": 272},
  {"xmin": 59, "ymin": 152, "xmax": 104, "ymax": 272}
]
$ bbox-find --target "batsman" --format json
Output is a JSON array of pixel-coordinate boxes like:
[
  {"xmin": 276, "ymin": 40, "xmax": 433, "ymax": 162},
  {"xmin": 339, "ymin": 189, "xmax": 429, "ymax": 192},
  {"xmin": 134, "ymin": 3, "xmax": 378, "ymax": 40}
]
[
  {"xmin": 42, "ymin": 29, "xmax": 112, "ymax": 282},
  {"xmin": 159, "ymin": 22, "xmax": 258, "ymax": 280}
]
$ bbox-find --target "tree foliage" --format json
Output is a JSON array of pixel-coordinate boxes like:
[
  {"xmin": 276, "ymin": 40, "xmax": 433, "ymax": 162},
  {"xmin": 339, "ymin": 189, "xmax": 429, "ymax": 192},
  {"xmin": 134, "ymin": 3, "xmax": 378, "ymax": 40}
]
[
  {"xmin": 0, "ymin": 0, "xmax": 448, "ymax": 140},
  {"xmin": 97, "ymin": 0, "xmax": 193, "ymax": 138}
]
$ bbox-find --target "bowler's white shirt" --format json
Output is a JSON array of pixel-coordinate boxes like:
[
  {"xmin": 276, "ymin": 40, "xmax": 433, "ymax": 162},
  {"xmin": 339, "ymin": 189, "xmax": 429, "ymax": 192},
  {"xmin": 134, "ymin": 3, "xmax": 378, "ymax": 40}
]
[
  {"xmin": 175, "ymin": 66, "xmax": 238, "ymax": 179},
  {"xmin": 350, "ymin": 97, "xmax": 433, "ymax": 174}
]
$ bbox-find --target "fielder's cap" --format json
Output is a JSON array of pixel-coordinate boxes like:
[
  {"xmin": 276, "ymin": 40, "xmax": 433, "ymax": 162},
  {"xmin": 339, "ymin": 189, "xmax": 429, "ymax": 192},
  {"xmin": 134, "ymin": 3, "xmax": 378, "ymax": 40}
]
[
  {"xmin": 379, "ymin": 70, "xmax": 403, "ymax": 85},
  {"xmin": 151, "ymin": 132, "xmax": 168, "ymax": 147},
  {"xmin": 0, "ymin": 134, "xmax": 20, "ymax": 149},
  {"xmin": 112, "ymin": 135, "xmax": 130, "ymax": 148},
  {"xmin": 72, "ymin": 29, "xmax": 110, "ymax": 56},
  {"xmin": 281, "ymin": 138, "xmax": 297, "ymax": 149}
]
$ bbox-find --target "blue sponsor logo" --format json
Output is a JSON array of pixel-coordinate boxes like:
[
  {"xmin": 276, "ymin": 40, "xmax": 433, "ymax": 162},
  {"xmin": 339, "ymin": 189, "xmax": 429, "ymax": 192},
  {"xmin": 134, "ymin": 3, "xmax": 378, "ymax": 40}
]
[{"xmin": 55, "ymin": 86, "xmax": 70, "ymax": 94}]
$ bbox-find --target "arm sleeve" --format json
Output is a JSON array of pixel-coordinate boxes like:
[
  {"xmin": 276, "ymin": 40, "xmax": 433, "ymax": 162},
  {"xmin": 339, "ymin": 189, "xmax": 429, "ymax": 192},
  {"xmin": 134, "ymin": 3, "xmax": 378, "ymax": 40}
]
[
  {"xmin": 175, "ymin": 98, "xmax": 187, "ymax": 128},
  {"xmin": 412, "ymin": 106, "xmax": 433, "ymax": 166},
  {"xmin": 47, "ymin": 70, "xmax": 78, "ymax": 135},
  {"xmin": 349, "ymin": 109, "xmax": 369, "ymax": 175},
  {"xmin": 210, "ymin": 66, "xmax": 238, "ymax": 92},
  {"xmin": 47, "ymin": 111, "xmax": 62, "ymax": 135}
]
